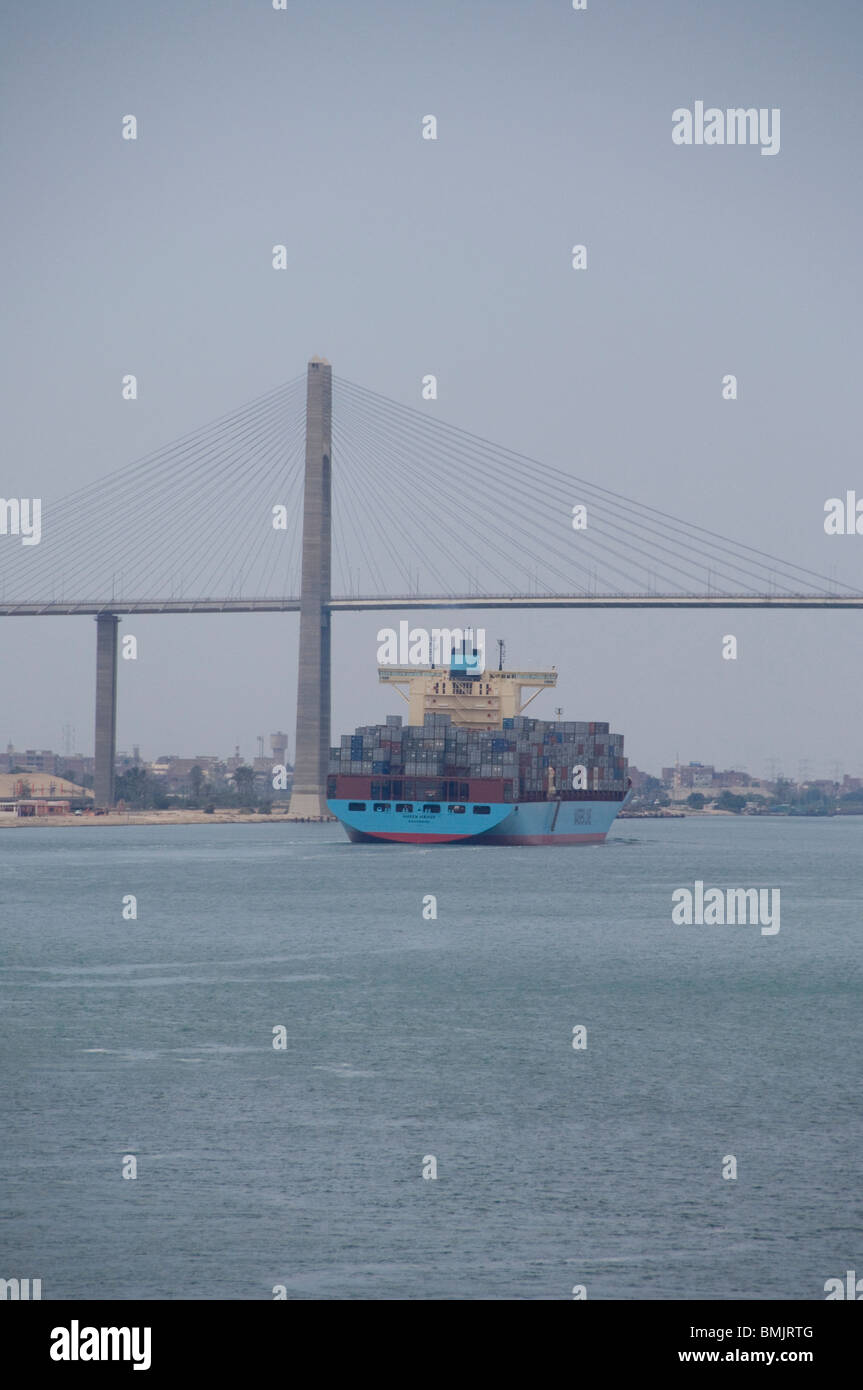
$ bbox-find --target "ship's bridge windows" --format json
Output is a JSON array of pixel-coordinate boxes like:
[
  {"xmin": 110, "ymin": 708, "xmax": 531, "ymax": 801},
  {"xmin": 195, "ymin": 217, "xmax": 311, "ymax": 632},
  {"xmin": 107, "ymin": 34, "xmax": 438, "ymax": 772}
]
[
  {"xmin": 395, "ymin": 803, "xmax": 413, "ymax": 813},
  {"xmin": 373, "ymin": 803, "xmax": 391, "ymax": 813},
  {"xmin": 447, "ymin": 804, "xmax": 466, "ymax": 814},
  {"xmin": 348, "ymin": 802, "xmax": 367, "ymax": 812},
  {"xmin": 422, "ymin": 804, "xmax": 441, "ymax": 813},
  {"xmin": 472, "ymin": 805, "xmax": 492, "ymax": 815}
]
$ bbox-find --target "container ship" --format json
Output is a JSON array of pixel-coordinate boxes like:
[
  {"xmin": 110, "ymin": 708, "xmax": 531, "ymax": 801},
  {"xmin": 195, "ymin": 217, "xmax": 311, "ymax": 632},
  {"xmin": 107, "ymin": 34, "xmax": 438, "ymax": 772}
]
[{"xmin": 326, "ymin": 648, "xmax": 630, "ymax": 845}]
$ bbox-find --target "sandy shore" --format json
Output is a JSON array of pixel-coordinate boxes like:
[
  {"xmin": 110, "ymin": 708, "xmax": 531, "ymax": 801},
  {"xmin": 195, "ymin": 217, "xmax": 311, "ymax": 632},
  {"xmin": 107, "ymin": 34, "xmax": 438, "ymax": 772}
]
[
  {"xmin": 1, "ymin": 806, "xmax": 758, "ymax": 829},
  {"xmin": 0, "ymin": 809, "xmax": 336, "ymax": 829}
]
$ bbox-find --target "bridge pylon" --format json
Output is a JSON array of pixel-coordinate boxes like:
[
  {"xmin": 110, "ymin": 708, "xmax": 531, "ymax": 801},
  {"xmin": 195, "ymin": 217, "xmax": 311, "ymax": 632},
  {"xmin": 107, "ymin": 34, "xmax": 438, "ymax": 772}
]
[
  {"xmin": 288, "ymin": 358, "xmax": 332, "ymax": 818},
  {"xmin": 94, "ymin": 612, "xmax": 120, "ymax": 808}
]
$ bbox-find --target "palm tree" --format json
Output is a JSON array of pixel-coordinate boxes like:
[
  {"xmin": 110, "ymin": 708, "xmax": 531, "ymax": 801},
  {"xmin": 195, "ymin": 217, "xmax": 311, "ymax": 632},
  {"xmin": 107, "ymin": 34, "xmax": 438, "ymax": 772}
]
[
  {"xmin": 233, "ymin": 765, "xmax": 255, "ymax": 805},
  {"xmin": 189, "ymin": 765, "xmax": 204, "ymax": 804}
]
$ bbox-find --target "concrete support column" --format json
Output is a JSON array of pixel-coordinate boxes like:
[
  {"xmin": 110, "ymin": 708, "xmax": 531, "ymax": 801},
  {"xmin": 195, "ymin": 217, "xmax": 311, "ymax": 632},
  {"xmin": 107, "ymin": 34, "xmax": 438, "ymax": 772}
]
[
  {"xmin": 94, "ymin": 613, "xmax": 120, "ymax": 808},
  {"xmin": 288, "ymin": 358, "xmax": 332, "ymax": 817}
]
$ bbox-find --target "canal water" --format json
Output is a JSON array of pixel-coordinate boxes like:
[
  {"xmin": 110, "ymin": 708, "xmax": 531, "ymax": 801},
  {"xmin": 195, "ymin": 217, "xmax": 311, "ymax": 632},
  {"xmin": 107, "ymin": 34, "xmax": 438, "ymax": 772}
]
[{"xmin": 1, "ymin": 816, "xmax": 860, "ymax": 1299}]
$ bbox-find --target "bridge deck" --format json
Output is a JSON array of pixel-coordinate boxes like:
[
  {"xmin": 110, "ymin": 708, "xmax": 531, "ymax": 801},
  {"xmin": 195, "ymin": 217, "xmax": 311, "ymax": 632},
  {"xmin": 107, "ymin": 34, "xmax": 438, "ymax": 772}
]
[{"xmin": 1, "ymin": 595, "xmax": 861, "ymax": 616}]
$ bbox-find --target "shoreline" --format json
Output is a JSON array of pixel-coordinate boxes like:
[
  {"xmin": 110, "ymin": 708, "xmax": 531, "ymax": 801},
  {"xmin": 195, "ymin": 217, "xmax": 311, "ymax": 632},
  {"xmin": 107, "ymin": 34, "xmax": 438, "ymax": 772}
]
[
  {"xmin": 0, "ymin": 810, "xmax": 336, "ymax": 829},
  {"xmin": 3, "ymin": 807, "xmax": 857, "ymax": 829}
]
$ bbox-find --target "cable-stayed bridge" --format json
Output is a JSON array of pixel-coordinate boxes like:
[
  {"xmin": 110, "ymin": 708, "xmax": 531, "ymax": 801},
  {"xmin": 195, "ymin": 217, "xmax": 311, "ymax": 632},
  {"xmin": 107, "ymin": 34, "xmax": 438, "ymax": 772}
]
[{"xmin": 2, "ymin": 358, "xmax": 860, "ymax": 811}]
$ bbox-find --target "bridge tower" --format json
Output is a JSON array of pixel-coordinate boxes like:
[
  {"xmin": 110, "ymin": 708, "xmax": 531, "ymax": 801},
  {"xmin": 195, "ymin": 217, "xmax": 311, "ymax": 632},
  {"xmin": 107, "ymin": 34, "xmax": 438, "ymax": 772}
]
[
  {"xmin": 93, "ymin": 612, "xmax": 119, "ymax": 808},
  {"xmin": 288, "ymin": 358, "xmax": 332, "ymax": 817}
]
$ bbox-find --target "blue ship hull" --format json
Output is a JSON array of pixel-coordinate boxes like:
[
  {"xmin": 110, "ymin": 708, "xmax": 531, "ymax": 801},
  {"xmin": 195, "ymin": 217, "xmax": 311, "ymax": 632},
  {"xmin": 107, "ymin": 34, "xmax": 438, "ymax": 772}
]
[{"xmin": 328, "ymin": 794, "xmax": 630, "ymax": 844}]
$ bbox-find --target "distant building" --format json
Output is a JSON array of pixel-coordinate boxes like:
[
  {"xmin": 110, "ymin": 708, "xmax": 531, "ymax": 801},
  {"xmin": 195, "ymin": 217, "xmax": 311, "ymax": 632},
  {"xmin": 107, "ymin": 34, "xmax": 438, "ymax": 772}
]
[
  {"xmin": 0, "ymin": 745, "xmax": 58, "ymax": 775},
  {"xmin": 226, "ymin": 746, "xmax": 245, "ymax": 774},
  {"xmin": 251, "ymin": 756, "xmax": 292, "ymax": 798},
  {"xmin": 58, "ymin": 755, "xmax": 95, "ymax": 783},
  {"xmin": 713, "ymin": 769, "xmax": 752, "ymax": 788},
  {"xmin": 626, "ymin": 765, "xmax": 656, "ymax": 791},
  {"xmin": 24, "ymin": 749, "xmax": 58, "ymax": 773},
  {"xmin": 14, "ymin": 799, "xmax": 71, "ymax": 818},
  {"xmin": 662, "ymin": 762, "xmax": 715, "ymax": 792},
  {"xmin": 148, "ymin": 757, "xmax": 224, "ymax": 794},
  {"xmin": 252, "ymin": 757, "xmax": 273, "ymax": 787},
  {"xmin": 0, "ymin": 772, "xmax": 92, "ymax": 808}
]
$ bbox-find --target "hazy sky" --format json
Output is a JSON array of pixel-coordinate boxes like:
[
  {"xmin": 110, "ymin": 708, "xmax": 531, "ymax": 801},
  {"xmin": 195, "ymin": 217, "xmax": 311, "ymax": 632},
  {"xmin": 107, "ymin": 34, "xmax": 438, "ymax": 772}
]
[{"xmin": 2, "ymin": 0, "xmax": 862, "ymax": 777}]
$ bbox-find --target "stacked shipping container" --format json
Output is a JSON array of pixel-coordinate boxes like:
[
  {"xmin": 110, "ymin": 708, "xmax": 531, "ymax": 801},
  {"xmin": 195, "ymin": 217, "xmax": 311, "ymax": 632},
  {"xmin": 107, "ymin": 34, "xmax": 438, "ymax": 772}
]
[{"xmin": 328, "ymin": 712, "xmax": 628, "ymax": 804}]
